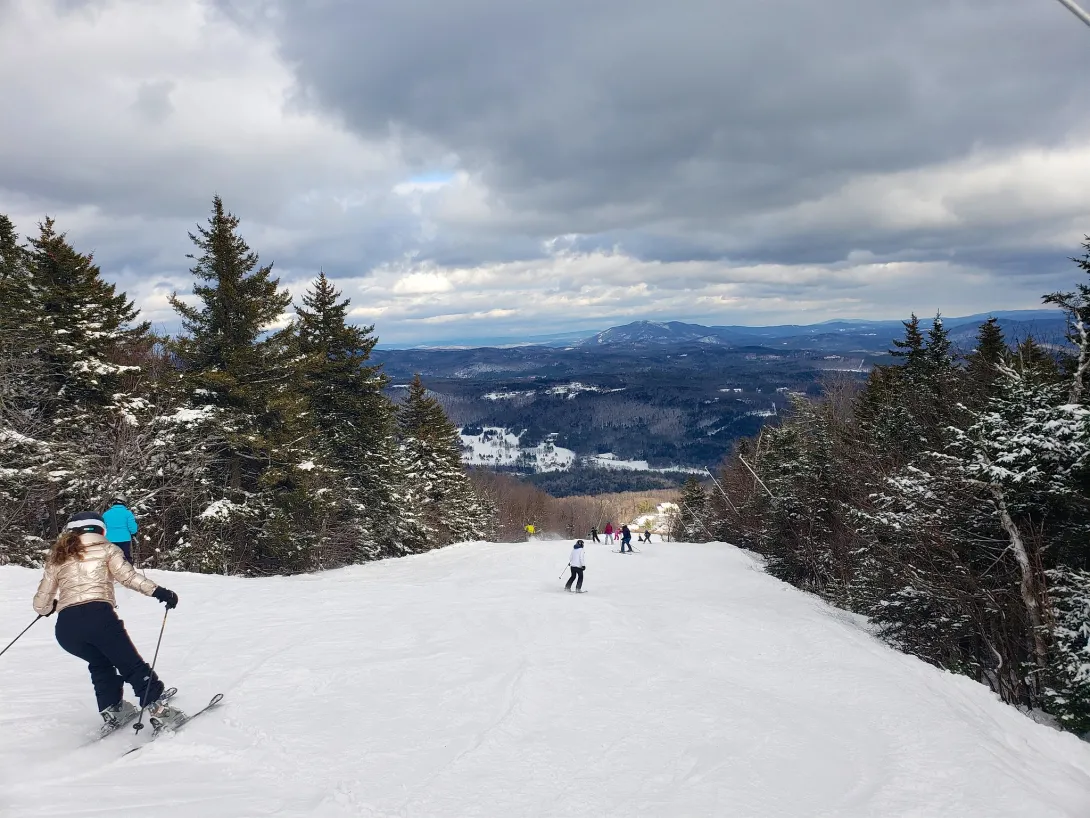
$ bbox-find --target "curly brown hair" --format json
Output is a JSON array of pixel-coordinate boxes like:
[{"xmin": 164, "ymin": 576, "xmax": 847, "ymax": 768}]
[{"xmin": 47, "ymin": 530, "xmax": 87, "ymax": 566}]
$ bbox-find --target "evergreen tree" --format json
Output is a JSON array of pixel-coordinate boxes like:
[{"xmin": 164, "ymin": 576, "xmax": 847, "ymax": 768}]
[
  {"xmin": 890, "ymin": 313, "xmax": 927, "ymax": 378},
  {"xmin": 0, "ymin": 215, "xmax": 31, "ymax": 316},
  {"xmin": 918, "ymin": 313, "xmax": 963, "ymax": 444},
  {"xmin": 754, "ymin": 396, "xmax": 845, "ymax": 596},
  {"xmin": 165, "ymin": 197, "xmax": 312, "ymax": 572},
  {"xmin": 923, "ymin": 313, "xmax": 953, "ymax": 378},
  {"xmin": 293, "ymin": 272, "xmax": 399, "ymax": 559},
  {"xmin": 396, "ymin": 374, "xmax": 485, "ymax": 550},
  {"xmin": 1012, "ymin": 336, "xmax": 1060, "ymax": 380},
  {"xmin": 0, "ymin": 216, "xmax": 49, "ymax": 563},
  {"xmin": 965, "ymin": 317, "xmax": 1008, "ymax": 402},
  {"xmin": 1043, "ymin": 567, "xmax": 1090, "ymax": 733},
  {"xmin": 855, "ymin": 363, "xmax": 921, "ymax": 467},
  {"xmin": 949, "ymin": 362, "xmax": 1090, "ymax": 676},
  {"xmin": 170, "ymin": 197, "xmax": 291, "ymax": 382},
  {"xmin": 1044, "ymin": 235, "xmax": 1090, "ymax": 403},
  {"xmin": 673, "ymin": 476, "xmax": 711, "ymax": 542},
  {"xmin": 21, "ymin": 219, "xmax": 151, "ymax": 537},
  {"xmin": 28, "ymin": 218, "xmax": 149, "ymax": 411}
]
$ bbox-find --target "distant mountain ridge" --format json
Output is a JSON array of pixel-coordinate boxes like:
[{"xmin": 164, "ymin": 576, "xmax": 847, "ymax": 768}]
[
  {"xmin": 378, "ymin": 309, "xmax": 1066, "ymax": 351},
  {"xmin": 575, "ymin": 310, "xmax": 1067, "ymax": 351}
]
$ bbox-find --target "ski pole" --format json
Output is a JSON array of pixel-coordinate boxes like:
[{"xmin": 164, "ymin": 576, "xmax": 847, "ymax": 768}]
[
  {"xmin": 0, "ymin": 614, "xmax": 43, "ymax": 659},
  {"xmin": 133, "ymin": 609, "xmax": 169, "ymax": 733}
]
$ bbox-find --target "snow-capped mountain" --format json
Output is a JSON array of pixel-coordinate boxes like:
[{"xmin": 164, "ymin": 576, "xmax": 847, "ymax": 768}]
[{"xmin": 577, "ymin": 321, "xmax": 731, "ymax": 347}]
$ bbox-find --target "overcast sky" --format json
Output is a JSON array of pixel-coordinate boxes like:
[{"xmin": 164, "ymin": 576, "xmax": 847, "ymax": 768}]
[{"xmin": 2, "ymin": 0, "xmax": 1089, "ymax": 345}]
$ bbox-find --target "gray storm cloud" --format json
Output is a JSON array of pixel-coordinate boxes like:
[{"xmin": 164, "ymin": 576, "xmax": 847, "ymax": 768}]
[
  {"xmin": 262, "ymin": 0, "xmax": 1090, "ymax": 261},
  {"xmin": 1, "ymin": 0, "xmax": 1088, "ymax": 344}
]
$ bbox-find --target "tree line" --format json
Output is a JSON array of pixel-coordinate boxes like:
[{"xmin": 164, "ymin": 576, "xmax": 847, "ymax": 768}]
[
  {"xmin": 469, "ymin": 469, "xmax": 676, "ymax": 542},
  {"xmin": 672, "ymin": 239, "xmax": 1090, "ymax": 735},
  {"xmin": 0, "ymin": 197, "xmax": 490, "ymax": 574}
]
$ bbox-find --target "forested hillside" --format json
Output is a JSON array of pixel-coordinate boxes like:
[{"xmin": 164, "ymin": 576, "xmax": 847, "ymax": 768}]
[
  {"xmin": 674, "ymin": 238, "xmax": 1090, "ymax": 735},
  {"xmin": 373, "ymin": 313, "xmax": 1064, "ymax": 472},
  {"xmin": 0, "ymin": 200, "xmax": 490, "ymax": 573}
]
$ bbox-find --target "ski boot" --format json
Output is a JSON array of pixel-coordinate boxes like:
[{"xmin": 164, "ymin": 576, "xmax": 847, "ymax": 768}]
[
  {"xmin": 143, "ymin": 693, "xmax": 188, "ymax": 733},
  {"xmin": 99, "ymin": 700, "xmax": 139, "ymax": 734}
]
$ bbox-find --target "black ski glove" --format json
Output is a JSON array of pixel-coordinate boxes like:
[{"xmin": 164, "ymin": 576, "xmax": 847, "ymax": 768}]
[
  {"xmin": 153, "ymin": 587, "xmax": 179, "ymax": 609},
  {"xmin": 45, "ymin": 599, "xmax": 57, "ymax": 617}
]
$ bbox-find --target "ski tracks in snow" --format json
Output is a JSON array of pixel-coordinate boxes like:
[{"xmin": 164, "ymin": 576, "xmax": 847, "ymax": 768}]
[{"xmin": 2, "ymin": 541, "xmax": 1090, "ymax": 816}]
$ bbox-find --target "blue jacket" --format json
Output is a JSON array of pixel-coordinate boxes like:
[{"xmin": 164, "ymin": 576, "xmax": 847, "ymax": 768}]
[{"xmin": 103, "ymin": 504, "xmax": 138, "ymax": 543}]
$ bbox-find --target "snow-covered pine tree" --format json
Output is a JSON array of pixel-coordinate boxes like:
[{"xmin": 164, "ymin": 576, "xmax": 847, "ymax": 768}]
[
  {"xmin": 293, "ymin": 272, "xmax": 399, "ymax": 563},
  {"xmin": 741, "ymin": 395, "xmax": 852, "ymax": 599},
  {"xmin": 853, "ymin": 453, "xmax": 988, "ymax": 682},
  {"xmin": 165, "ymin": 196, "xmax": 317, "ymax": 573},
  {"xmin": 21, "ymin": 219, "xmax": 151, "ymax": 539},
  {"xmin": 0, "ymin": 215, "xmax": 51, "ymax": 564},
  {"xmin": 1044, "ymin": 567, "xmax": 1090, "ymax": 734},
  {"xmin": 396, "ymin": 374, "xmax": 487, "ymax": 551},
  {"xmin": 948, "ymin": 360, "xmax": 1089, "ymax": 689}
]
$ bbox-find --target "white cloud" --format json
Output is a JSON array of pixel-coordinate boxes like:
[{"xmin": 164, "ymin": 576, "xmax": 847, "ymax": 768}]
[
  {"xmin": 742, "ymin": 140, "xmax": 1090, "ymax": 246},
  {"xmin": 391, "ymin": 271, "xmax": 456, "ymax": 295}
]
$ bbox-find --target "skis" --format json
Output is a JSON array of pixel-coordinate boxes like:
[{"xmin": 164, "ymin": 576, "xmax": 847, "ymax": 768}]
[
  {"xmin": 121, "ymin": 693, "xmax": 224, "ymax": 757},
  {"xmin": 612, "ymin": 549, "xmax": 640, "ymax": 554},
  {"xmin": 83, "ymin": 688, "xmax": 178, "ymax": 746}
]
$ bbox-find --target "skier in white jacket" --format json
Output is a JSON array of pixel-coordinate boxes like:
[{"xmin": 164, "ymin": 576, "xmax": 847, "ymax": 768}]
[{"xmin": 565, "ymin": 540, "xmax": 586, "ymax": 592}]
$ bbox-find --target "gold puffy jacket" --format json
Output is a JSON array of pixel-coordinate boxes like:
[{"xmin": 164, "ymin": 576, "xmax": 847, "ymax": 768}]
[{"xmin": 33, "ymin": 533, "xmax": 158, "ymax": 615}]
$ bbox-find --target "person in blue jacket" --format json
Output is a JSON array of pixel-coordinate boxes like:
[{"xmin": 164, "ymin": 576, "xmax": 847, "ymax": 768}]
[{"xmin": 102, "ymin": 496, "xmax": 138, "ymax": 563}]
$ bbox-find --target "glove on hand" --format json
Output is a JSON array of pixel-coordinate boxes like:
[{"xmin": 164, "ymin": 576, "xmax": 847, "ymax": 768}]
[{"xmin": 152, "ymin": 587, "xmax": 178, "ymax": 609}]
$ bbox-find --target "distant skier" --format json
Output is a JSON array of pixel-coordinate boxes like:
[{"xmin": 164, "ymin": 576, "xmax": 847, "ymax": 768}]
[
  {"xmin": 620, "ymin": 525, "xmax": 633, "ymax": 553},
  {"xmin": 525, "ymin": 523, "xmax": 536, "ymax": 539},
  {"xmin": 590, "ymin": 527, "xmax": 601, "ymax": 543},
  {"xmin": 604, "ymin": 523, "xmax": 613, "ymax": 541},
  {"xmin": 32, "ymin": 511, "xmax": 184, "ymax": 732},
  {"xmin": 644, "ymin": 527, "xmax": 652, "ymax": 544},
  {"xmin": 103, "ymin": 495, "xmax": 138, "ymax": 563},
  {"xmin": 565, "ymin": 539, "xmax": 586, "ymax": 592}
]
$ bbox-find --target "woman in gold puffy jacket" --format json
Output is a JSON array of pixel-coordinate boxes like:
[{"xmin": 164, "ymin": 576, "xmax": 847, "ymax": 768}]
[{"xmin": 33, "ymin": 511, "xmax": 182, "ymax": 731}]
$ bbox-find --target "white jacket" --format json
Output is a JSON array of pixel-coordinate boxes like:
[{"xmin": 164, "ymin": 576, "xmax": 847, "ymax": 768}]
[{"xmin": 569, "ymin": 546, "xmax": 585, "ymax": 568}]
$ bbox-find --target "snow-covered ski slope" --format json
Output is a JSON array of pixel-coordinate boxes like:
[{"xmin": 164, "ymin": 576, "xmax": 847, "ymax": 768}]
[{"xmin": 2, "ymin": 541, "xmax": 1090, "ymax": 817}]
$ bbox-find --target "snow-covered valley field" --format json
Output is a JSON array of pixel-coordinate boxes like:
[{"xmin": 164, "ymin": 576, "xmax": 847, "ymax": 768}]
[
  {"xmin": 460, "ymin": 426, "xmax": 703, "ymax": 475},
  {"xmin": 2, "ymin": 541, "xmax": 1089, "ymax": 817}
]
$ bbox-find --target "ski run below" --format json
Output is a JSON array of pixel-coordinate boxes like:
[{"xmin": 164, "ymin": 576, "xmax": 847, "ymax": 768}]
[{"xmin": 2, "ymin": 541, "xmax": 1090, "ymax": 818}]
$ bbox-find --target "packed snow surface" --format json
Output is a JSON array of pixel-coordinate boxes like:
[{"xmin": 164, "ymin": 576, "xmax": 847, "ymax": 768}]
[{"xmin": 3, "ymin": 542, "xmax": 1090, "ymax": 817}]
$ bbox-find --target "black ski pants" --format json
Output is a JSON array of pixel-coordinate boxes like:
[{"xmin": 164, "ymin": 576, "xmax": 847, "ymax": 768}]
[
  {"xmin": 620, "ymin": 538, "xmax": 632, "ymax": 552},
  {"xmin": 110, "ymin": 539, "xmax": 133, "ymax": 562},
  {"xmin": 591, "ymin": 533, "xmax": 600, "ymax": 543},
  {"xmin": 55, "ymin": 601, "xmax": 164, "ymax": 712},
  {"xmin": 565, "ymin": 566, "xmax": 584, "ymax": 590}
]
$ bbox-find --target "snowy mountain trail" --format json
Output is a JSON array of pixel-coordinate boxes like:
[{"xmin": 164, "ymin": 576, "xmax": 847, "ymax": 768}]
[{"xmin": 2, "ymin": 541, "xmax": 1089, "ymax": 817}]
